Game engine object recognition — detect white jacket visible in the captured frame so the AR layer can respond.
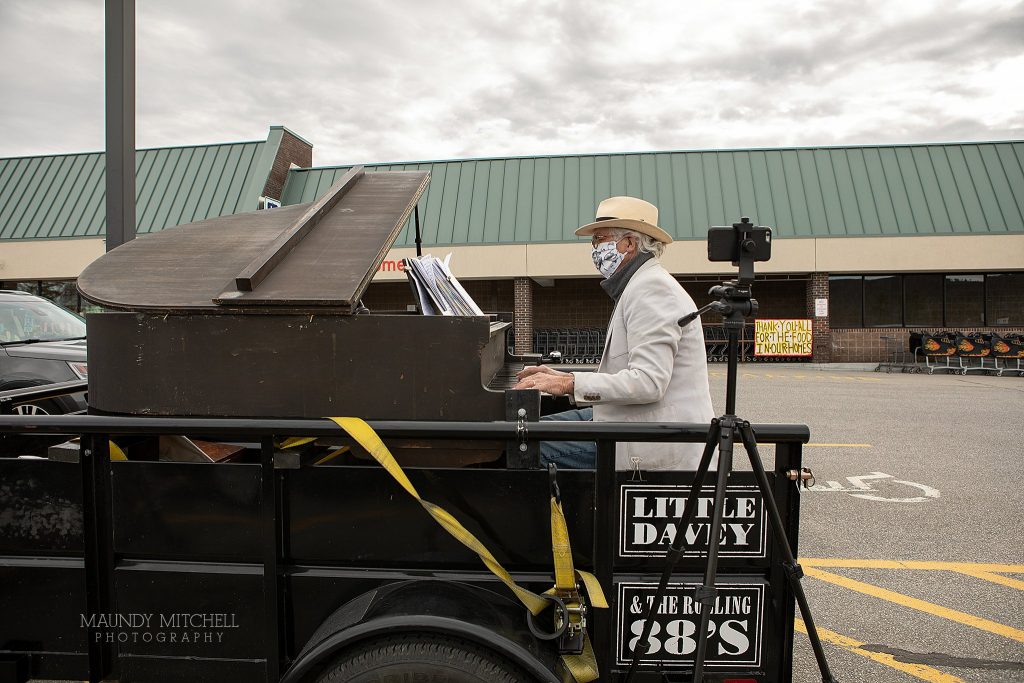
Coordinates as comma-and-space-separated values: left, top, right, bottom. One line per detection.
572, 259, 715, 470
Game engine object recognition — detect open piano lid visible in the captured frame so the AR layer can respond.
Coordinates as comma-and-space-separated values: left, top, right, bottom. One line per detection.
78, 167, 429, 313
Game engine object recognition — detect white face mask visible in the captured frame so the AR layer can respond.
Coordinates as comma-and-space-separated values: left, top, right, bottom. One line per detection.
591, 238, 625, 278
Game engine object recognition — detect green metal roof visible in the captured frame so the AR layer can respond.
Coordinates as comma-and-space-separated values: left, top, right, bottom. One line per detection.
0, 137, 277, 240
280, 141, 1024, 247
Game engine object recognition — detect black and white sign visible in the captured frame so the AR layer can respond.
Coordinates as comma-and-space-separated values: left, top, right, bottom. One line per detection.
616, 582, 765, 667
619, 485, 767, 558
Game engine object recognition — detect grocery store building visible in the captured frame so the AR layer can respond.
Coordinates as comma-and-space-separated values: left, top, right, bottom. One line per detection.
2, 127, 1022, 363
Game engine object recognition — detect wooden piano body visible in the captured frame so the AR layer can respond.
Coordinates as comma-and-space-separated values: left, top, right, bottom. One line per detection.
77, 167, 537, 464
83, 312, 517, 421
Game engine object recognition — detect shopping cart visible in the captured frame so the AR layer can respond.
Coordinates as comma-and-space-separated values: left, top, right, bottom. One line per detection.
992, 332, 1024, 377
704, 325, 728, 362
913, 331, 958, 374
742, 323, 756, 362
953, 332, 996, 375
532, 329, 549, 356
583, 327, 604, 364
877, 334, 913, 373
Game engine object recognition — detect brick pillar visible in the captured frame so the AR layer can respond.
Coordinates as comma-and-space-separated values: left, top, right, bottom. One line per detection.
514, 277, 533, 355
807, 272, 831, 363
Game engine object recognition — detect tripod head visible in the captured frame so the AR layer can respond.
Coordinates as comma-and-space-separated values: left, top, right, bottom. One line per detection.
677, 281, 759, 330
707, 282, 758, 330
677, 217, 771, 330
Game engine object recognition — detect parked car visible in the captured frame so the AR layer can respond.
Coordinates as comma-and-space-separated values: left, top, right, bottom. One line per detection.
0, 289, 88, 415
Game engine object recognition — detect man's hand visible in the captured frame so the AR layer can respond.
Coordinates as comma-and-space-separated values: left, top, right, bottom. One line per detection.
516, 365, 564, 380
514, 365, 574, 396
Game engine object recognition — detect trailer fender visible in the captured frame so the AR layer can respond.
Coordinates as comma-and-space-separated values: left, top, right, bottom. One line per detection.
281, 579, 564, 683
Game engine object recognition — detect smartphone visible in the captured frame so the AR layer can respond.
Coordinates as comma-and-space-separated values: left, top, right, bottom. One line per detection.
707, 224, 772, 263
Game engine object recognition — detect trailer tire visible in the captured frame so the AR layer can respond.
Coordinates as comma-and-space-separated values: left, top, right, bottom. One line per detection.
316, 633, 535, 683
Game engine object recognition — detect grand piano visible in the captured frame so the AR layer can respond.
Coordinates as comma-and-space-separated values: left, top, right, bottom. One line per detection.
77, 168, 542, 463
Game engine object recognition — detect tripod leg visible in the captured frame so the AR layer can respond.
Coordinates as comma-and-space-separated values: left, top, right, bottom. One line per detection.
624, 419, 721, 683
737, 421, 838, 683
691, 418, 735, 683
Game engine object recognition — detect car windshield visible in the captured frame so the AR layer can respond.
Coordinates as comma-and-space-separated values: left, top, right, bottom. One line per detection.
0, 299, 87, 343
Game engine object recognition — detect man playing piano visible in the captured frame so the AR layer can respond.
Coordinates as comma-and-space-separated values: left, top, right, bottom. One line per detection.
514, 196, 714, 471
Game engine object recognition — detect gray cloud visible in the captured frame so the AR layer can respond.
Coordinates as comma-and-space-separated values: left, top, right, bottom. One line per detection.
0, 0, 1021, 164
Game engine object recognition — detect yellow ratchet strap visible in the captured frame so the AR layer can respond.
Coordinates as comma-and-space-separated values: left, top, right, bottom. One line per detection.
326, 417, 607, 682
281, 436, 350, 466
547, 491, 608, 682
279, 436, 318, 449
108, 441, 128, 461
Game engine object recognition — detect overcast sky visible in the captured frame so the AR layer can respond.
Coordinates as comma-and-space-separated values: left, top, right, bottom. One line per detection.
1, 0, 1022, 166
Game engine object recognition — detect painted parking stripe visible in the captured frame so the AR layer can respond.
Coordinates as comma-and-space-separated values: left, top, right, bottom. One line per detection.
804, 474, 940, 502
952, 569, 1024, 591
800, 558, 1024, 605
803, 566, 1024, 643
801, 558, 1024, 573
795, 618, 965, 683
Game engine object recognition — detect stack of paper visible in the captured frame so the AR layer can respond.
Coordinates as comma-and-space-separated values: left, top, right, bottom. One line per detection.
404, 254, 484, 316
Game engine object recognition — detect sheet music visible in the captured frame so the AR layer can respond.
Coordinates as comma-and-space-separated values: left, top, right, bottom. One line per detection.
433, 257, 484, 316
404, 254, 483, 316
405, 257, 452, 315
404, 259, 441, 315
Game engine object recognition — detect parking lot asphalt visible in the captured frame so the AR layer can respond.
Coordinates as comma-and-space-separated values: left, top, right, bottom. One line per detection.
707, 364, 1024, 683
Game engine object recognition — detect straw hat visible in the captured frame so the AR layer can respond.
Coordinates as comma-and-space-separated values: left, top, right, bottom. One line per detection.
574, 196, 673, 244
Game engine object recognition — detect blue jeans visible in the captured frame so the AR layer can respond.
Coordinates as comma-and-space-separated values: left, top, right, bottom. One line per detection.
539, 407, 596, 469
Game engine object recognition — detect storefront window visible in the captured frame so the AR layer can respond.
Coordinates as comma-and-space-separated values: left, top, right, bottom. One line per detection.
945, 274, 984, 326
903, 274, 944, 327
863, 275, 902, 326
986, 273, 1024, 326
40, 281, 79, 312
829, 276, 862, 328
2, 280, 88, 314
7, 281, 41, 295
79, 300, 106, 315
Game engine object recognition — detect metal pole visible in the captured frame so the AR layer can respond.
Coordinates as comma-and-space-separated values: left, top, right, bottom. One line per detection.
260, 436, 282, 682
414, 205, 423, 257
725, 322, 740, 416
81, 434, 117, 681
105, 0, 135, 251
592, 439, 616, 681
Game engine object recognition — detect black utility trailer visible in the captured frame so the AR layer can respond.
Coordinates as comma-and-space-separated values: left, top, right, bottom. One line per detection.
1, 170, 812, 683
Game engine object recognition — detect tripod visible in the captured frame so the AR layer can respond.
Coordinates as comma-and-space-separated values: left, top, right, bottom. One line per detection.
624, 247, 837, 682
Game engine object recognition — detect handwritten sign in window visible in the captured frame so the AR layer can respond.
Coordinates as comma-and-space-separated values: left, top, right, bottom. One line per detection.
754, 319, 812, 357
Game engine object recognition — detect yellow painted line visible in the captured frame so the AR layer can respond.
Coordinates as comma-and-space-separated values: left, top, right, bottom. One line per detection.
795, 619, 964, 683
805, 443, 873, 448
803, 566, 1024, 643
801, 558, 1024, 573
952, 569, 1024, 591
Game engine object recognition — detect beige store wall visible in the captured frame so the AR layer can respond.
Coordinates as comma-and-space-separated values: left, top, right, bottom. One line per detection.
372, 234, 1024, 281
2, 234, 1021, 283
371, 239, 820, 282
0, 238, 106, 280
815, 234, 1024, 273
